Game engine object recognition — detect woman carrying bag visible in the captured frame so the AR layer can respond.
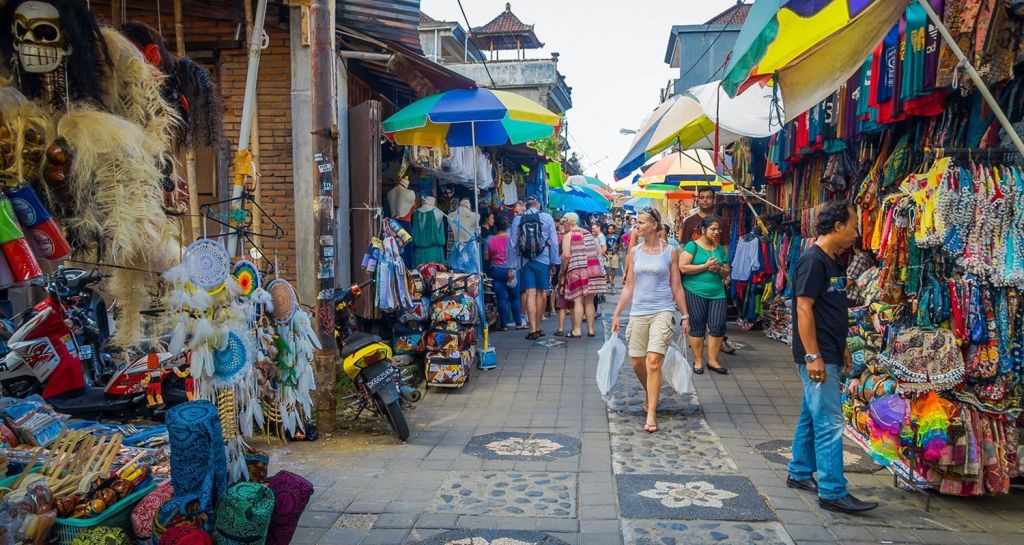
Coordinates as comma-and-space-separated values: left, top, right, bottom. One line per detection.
611, 207, 689, 433
679, 216, 731, 375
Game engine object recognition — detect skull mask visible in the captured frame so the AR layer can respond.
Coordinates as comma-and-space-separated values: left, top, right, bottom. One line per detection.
12, 1, 69, 74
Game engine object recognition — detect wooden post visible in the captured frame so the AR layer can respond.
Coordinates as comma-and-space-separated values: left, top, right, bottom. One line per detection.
309, 0, 339, 432
173, 0, 201, 240
111, 0, 122, 26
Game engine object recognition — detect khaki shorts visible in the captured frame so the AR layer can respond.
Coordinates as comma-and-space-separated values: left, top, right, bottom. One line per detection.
605, 254, 620, 270
625, 311, 676, 358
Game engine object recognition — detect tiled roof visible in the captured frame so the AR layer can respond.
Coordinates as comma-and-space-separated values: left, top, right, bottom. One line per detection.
473, 2, 534, 35
419, 12, 439, 26
704, 1, 751, 25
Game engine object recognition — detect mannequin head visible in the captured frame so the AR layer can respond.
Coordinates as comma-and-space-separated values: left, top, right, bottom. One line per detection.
459, 198, 471, 211
397, 177, 410, 188
421, 195, 436, 209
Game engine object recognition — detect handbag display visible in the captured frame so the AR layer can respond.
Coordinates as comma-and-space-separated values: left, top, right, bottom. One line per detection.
430, 294, 478, 324
426, 349, 474, 387
430, 272, 480, 298
398, 298, 430, 324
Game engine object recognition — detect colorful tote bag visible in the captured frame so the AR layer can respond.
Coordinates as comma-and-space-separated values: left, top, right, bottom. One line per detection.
213, 482, 276, 545
430, 294, 478, 324
264, 471, 314, 545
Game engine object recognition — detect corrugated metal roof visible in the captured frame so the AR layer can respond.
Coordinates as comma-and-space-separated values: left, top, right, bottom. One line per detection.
338, 0, 423, 53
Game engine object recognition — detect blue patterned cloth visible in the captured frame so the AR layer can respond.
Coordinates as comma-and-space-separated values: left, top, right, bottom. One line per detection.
159, 401, 228, 530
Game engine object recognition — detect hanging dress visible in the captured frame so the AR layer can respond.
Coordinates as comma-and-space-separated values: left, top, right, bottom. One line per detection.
412, 209, 445, 266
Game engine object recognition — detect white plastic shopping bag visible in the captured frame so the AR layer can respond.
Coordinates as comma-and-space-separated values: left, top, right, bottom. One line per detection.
596, 334, 626, 396
663, 334, 695, 395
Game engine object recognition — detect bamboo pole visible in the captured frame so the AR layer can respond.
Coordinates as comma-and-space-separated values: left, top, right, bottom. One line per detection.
227, 0, 269, 256
917, 0, 1024, 156
173, 0, 201, 240
244, 0, 263, 260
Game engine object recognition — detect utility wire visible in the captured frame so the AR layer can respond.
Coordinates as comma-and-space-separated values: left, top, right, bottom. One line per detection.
456, 0, 497, 88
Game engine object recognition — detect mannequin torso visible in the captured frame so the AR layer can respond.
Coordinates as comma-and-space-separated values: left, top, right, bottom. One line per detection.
448, 199, 479, 244
387, 178, 416, 221
419, 196, 445, 223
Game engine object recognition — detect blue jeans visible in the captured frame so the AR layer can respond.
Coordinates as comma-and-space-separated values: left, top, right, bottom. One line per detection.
787, 363, 848, 500
490, 265, 523, 327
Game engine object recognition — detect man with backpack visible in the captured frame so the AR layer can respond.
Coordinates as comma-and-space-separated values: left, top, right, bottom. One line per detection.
507, 196, 560, 340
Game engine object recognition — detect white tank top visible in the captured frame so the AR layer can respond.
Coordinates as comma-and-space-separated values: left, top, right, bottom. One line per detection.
630, 243, 675, 316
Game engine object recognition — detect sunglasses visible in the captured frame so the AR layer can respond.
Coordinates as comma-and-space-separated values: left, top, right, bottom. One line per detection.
640, 207, 660, 221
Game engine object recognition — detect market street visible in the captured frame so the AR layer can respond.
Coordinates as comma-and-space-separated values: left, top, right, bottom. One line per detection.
275, 302, 1024, 545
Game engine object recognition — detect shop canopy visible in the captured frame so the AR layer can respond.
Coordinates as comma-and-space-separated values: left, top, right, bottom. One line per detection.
623, 196, 657, 211
720, 0, 905, 122
382, 88, 560, 147
638, 150, 728, 187
549, 187, 609, 214
613, 81, 784, 180
565, 175, 614, 200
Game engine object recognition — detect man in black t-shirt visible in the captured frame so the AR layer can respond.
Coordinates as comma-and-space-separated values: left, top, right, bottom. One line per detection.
786, 201, 879, 514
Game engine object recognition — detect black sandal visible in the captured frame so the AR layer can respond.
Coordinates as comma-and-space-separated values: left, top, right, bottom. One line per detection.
553, 330, 566, 336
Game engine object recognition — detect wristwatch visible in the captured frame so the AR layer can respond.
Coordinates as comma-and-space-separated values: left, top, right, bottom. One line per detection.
804, 353, 821, 364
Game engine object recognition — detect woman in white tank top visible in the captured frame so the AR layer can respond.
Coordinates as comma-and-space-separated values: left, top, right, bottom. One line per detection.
611, 208, 690, 433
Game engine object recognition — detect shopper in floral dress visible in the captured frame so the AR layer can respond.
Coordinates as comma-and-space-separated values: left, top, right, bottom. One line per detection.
559, 212, 607, 338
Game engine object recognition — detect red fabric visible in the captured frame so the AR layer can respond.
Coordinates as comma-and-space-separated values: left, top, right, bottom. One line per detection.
160, 526, 213, 545
904, 89, 948, 117
794, 113, 810, 156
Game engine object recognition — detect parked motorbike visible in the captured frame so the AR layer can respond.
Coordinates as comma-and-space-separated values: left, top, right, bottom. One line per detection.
0, 270, 189, 419
334, 280, 419, 441
31, 267, 115, 386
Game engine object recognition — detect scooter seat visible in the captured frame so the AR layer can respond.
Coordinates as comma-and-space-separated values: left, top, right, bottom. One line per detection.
341, 332, 383, 358
48, 388, 133, 419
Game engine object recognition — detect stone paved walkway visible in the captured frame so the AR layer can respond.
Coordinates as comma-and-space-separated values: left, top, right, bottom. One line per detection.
272, 298, 1024, 545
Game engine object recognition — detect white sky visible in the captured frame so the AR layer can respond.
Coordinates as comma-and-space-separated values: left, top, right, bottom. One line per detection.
419, 0, 739, 182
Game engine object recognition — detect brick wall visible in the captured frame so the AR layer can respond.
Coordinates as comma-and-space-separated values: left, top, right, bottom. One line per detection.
89, 2, 301, 283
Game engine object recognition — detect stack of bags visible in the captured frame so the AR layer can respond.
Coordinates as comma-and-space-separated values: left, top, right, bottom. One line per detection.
393, 269, 430, 368
424, 271, 480, 387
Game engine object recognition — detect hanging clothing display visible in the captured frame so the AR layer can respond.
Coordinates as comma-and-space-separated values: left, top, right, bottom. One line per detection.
412, 209, 446, 266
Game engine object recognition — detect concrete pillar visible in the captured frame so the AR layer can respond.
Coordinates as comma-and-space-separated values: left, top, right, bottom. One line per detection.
290, 8, 314, 306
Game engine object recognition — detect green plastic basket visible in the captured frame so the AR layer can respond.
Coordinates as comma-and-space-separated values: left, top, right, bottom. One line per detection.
49, 481, 156, 545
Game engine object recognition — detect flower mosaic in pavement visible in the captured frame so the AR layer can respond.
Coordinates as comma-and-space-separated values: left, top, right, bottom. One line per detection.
426, 471, 576, 518
464, 432, 581, 461
753, 439, 883, 474
406, 529, 572, 545
534, 338, 567, 348
622, 520, 795, 545
609, 411, 737, 474
616, 474, 775, 521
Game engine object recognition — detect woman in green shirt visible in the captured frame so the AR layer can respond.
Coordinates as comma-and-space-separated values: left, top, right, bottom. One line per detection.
679, 216, 730, 375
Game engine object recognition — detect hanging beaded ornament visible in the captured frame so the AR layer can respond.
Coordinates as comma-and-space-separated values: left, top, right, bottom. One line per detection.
231, 260, 261, 300
184, 238, 231, 292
